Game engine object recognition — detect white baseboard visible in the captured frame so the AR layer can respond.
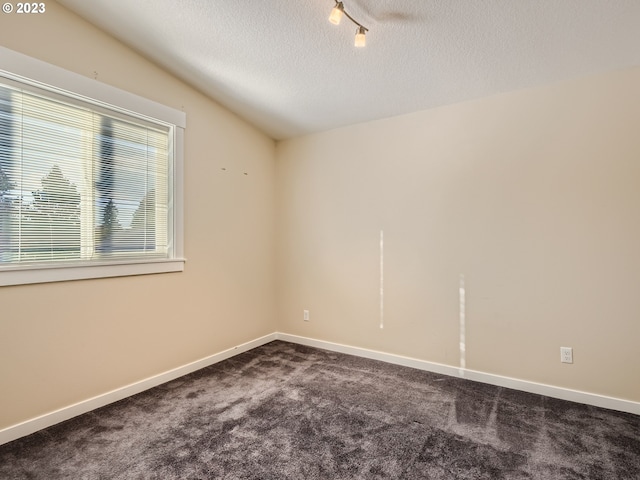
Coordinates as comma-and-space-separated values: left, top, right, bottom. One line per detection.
276, 333, 640, 416
3, 330, 638, 447
0, 333, 277, 446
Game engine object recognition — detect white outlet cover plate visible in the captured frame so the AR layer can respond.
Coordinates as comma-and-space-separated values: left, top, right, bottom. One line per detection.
560, 347, 573, 364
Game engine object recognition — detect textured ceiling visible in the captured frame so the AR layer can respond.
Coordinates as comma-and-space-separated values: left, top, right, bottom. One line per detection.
57, 0, 640, 140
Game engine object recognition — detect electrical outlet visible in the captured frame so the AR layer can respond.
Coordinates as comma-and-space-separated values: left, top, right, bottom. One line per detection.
303, 310, 309, 321
560, 347, 573, 364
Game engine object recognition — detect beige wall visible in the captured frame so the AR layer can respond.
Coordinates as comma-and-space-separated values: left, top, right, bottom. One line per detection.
276, 67, 640, 402
0, 4, 277, 429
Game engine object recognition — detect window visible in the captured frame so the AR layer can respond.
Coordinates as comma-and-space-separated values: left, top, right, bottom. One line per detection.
0, 47, 185, 286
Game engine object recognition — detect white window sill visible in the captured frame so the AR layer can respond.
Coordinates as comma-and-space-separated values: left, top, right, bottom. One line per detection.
0, 259, 186, 286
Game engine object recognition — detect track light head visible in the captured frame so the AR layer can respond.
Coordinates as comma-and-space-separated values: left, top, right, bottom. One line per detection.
329, 2, 344, 25
355, 26, 366, 47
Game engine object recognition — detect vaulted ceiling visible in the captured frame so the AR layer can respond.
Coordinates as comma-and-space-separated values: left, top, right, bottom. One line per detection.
58, 0, 640, 140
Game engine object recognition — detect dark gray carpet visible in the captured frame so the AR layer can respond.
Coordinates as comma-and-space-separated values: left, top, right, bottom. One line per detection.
1, 341, 639, 479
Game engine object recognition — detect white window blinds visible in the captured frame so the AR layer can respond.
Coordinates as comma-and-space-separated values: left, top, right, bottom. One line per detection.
0, 81, 172, 267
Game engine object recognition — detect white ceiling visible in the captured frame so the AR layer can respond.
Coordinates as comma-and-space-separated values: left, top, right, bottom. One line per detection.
57, 0, 640, 140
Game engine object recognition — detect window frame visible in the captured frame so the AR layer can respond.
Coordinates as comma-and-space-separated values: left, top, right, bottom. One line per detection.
0, 47, 186, 286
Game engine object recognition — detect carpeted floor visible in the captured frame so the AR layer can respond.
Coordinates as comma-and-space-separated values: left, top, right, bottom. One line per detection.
1, 340, 639, 479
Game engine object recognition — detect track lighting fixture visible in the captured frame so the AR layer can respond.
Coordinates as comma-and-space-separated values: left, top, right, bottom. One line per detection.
328, 0, 369, 47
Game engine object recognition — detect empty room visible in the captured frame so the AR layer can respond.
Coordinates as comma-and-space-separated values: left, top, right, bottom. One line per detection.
1, 1, 639, 478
